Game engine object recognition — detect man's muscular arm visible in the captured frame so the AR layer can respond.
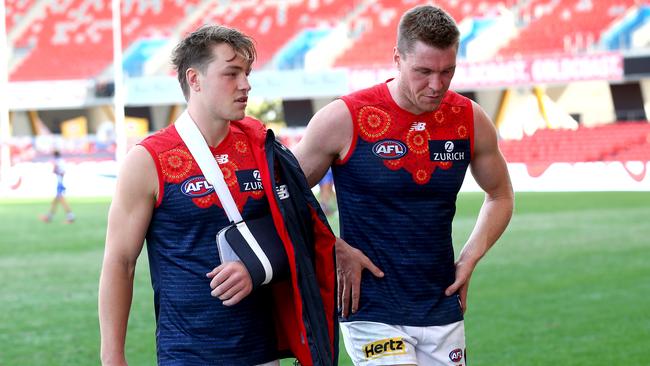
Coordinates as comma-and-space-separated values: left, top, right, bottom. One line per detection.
293, 99, 384, 317
445, 101, 514, 313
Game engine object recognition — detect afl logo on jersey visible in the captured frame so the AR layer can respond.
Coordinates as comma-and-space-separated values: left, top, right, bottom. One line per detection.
181, 176, 214, 197
372, 139, 408, 160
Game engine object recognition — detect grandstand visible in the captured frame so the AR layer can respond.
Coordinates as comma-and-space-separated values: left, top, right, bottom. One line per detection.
6, 0, 648, 78
2, 0, 650, 196
499, 121, 650, 171
499, 0, 639, 57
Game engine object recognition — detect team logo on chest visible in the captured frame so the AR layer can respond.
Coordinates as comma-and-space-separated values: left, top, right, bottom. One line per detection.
180, 176, 214, 197
372, 139, 408, 160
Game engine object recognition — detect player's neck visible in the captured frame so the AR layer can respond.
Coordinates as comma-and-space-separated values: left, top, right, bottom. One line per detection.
387, 79, 419, 115
186, 106, 230, 147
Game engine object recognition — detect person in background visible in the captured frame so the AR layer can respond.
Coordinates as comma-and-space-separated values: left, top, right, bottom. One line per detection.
40, 150, 75, 224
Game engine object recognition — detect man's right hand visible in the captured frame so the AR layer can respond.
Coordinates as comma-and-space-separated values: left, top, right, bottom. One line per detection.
335, 237, 384, 318
207, 261, 253, 306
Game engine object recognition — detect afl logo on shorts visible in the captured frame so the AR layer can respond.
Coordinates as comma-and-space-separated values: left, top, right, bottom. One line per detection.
449, 348, 463, 363
372, 139, 408, 160
181, 176, 214, 197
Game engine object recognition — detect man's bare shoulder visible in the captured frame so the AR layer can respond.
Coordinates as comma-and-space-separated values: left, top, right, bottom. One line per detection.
311, 99, 352, 129
115, 145, 159, 198
293, 99, 354, 185
308, 99, 353, 155
123, 145, 156, 172
470, 101, 498, 145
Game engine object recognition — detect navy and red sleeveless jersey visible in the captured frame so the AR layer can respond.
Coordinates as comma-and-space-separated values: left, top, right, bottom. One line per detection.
139, 120, 278, 365
335, 81, 474, 326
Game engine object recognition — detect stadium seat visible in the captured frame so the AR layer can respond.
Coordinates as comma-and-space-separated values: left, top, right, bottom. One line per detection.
498, 0, 638, 58
9, 0, 202, 81
5, 0, 647, 79
499, 122, 650, 163
5, 0, 35, 32
333, 0, 515, 68
185, 0, 354, 68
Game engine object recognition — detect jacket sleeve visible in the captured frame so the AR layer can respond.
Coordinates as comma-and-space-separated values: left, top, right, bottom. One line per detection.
272, 139, 339, 366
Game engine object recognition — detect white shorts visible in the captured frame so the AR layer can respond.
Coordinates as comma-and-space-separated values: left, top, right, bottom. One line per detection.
340, 320, 466, 366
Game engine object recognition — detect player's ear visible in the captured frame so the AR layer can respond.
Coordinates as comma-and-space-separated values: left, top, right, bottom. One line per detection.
393, 47, 400, 69
187, 68, 201, 93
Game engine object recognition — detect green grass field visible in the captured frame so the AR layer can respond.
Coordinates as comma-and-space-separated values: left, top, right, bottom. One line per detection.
1, 192, 649, 365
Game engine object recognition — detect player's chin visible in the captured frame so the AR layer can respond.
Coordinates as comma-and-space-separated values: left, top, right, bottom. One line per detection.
229, 110, 246, 121
419, 102, 440, 113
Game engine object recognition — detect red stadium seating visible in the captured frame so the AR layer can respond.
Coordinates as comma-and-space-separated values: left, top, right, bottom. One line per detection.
333, 0, 514, 68
10, 0, 202, 81
5, 0, 644, 80
333, 1, 412, 68
9, 0, 352, 80
499, 123, 650, 163
499, 0, 636, 58
187, 0, 354, 67
11, 0, 113, 81
121, 0, 203, 48
5, 0, 35, 32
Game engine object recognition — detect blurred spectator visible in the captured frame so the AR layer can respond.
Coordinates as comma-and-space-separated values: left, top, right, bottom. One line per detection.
40, 150, 75, 223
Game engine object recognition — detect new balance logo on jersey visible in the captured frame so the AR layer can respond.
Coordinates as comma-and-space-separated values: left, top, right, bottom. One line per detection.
236, 169, 264, 192
276, 184, 289, 200
181, 176, 214, 197
363, 337, 406, 359
410, 122, 426, 131
429, 139, 470, 162
215, 154, 229, 164
372, 140, 408, 159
